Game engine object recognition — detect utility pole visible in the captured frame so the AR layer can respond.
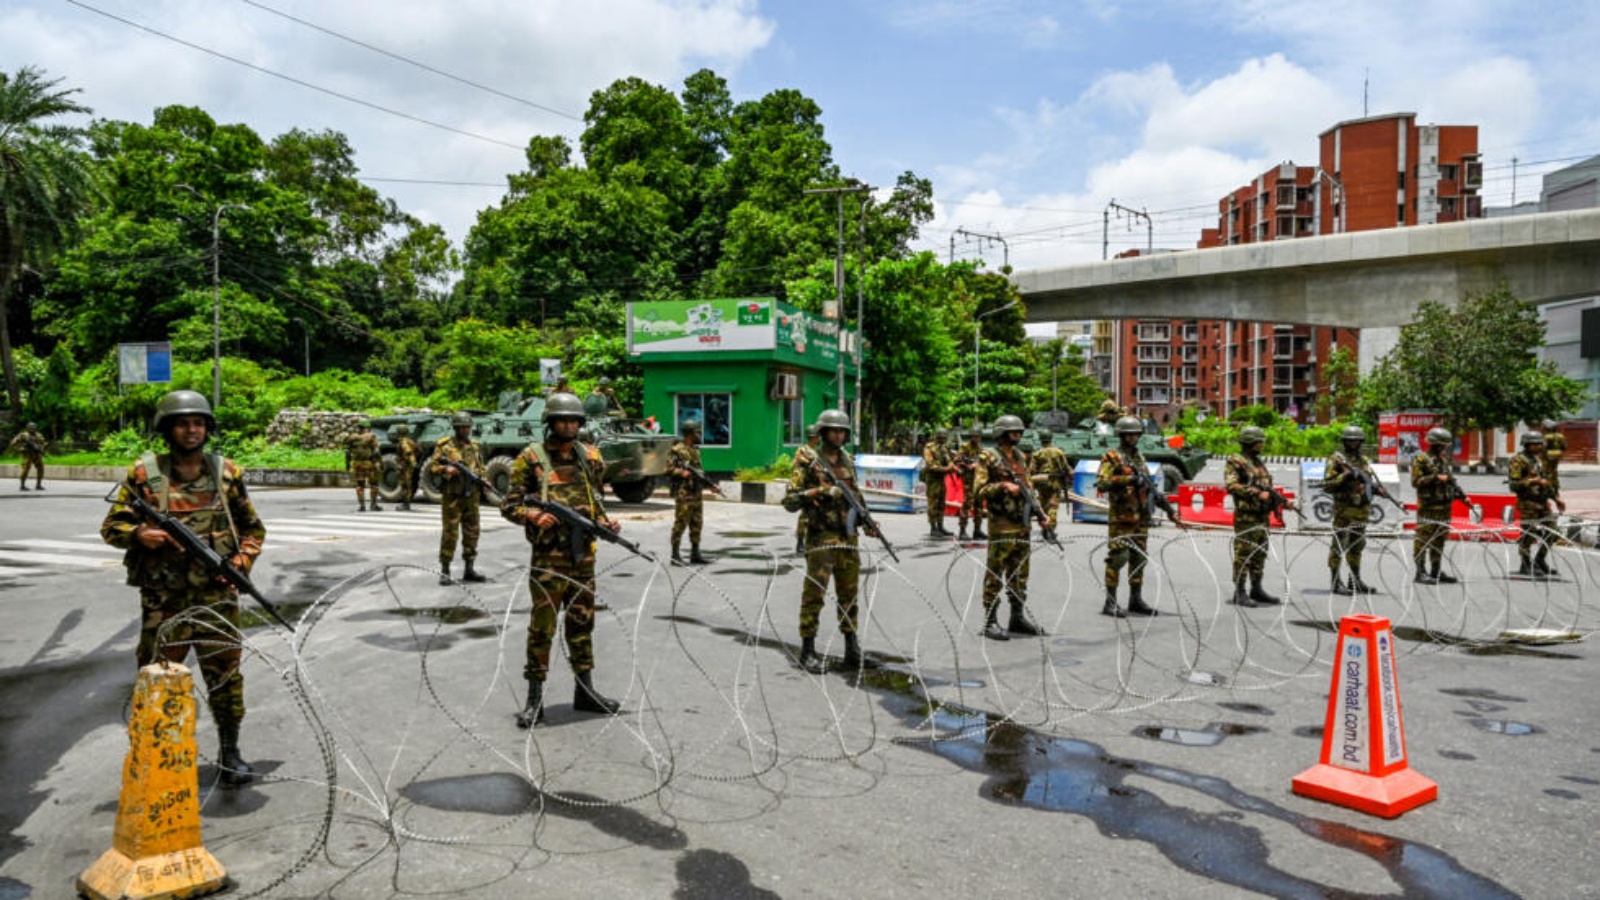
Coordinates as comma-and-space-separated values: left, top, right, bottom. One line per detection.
951, 227, 1010, 271
1103, 199, 1152, 258
804, 181, 871, 416
207, 202, 250, 410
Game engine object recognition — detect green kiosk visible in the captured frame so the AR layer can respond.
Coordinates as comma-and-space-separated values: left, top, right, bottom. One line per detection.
627, 298, 861, 473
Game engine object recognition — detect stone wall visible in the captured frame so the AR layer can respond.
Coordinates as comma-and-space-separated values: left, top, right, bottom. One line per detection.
266, 409, 374, 450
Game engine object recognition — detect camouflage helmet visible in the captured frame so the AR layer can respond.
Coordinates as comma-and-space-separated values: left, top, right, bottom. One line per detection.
815, 408, 851, 434
394, 423, 410, 436
993, 414, 1025, 433
599, 376, 612, 386
25, 421, 37, 430
1239, 425, 1266, 445
1341, 425, 1365, 443
1114, 415, 1144, 435
1426, 426, 1452, 446
151, 389, 215, 433
1038, 431, 1054, 444
1521, 431, 1545, 447
1099, 399, 1120, 414
806, 423, 820, 439
450, 411, 474, 428
681, 419, 703, 435
542, 392, 587, 424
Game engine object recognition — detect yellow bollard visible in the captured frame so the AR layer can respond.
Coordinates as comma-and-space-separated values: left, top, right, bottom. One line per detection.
77, 662, 228, 900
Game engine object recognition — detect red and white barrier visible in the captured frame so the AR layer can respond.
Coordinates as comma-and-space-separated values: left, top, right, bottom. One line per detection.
1292, 615, 1437, 818
1177, 484, 1295, 529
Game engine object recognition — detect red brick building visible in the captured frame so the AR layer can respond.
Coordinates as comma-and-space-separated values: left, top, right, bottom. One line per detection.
1111, 113, 1482, 424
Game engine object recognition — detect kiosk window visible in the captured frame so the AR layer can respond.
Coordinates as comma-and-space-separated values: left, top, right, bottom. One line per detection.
781, 398, 804, 445
676, 394, 732, 447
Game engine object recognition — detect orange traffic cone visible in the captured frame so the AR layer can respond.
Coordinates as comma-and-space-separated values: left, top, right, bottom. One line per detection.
1292, 614, 1437, 818
78, 662, 228, 899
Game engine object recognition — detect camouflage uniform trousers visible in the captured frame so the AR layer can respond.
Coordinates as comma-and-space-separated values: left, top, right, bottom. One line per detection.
1037, 487, 1061, 531
982, 528, 1031, 614
19, 453, 43, 485
1516, 503, 1557, 565
352, 461, 378, 503
1327, 503, 1371, 570
960, 474, 984, 528
396, 463, 416, 501
671, 496, 704, 549
1104, 521, 1150, 590
1232, 514, 1271, 584
524, 558, 598, 680
439, 494, 481, 566
926, 478, 947, 527
800, 537, 861, 638
1413, 506, 1452, 571
137, 586, 245, 722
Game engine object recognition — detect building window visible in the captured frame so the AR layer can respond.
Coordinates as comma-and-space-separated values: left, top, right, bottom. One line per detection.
676, 393, 732, 447
1397, 204, 1406, 225
781, 398, 804, 446
1397, 171, 1407, 189
1440, 163, 1458, 182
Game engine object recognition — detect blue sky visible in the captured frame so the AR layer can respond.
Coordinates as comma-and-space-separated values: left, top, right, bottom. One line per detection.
5, 0, 1596, 270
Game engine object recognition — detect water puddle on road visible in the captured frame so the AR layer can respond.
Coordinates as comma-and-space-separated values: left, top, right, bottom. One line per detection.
1465, 719, 1544, 736
402, 773, 538, 816
1133, 723, 1266, 747
1217, 702, 1274, 716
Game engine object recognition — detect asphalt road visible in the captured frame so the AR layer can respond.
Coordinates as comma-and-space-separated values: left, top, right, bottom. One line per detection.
0, 468, 1597, 899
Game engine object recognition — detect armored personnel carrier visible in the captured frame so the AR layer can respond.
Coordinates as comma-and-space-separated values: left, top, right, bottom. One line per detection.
369, 392, 674, 504
1024, 410, 1211, 489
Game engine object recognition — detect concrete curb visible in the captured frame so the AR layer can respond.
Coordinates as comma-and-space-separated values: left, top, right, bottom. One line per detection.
0, 463, 351, 488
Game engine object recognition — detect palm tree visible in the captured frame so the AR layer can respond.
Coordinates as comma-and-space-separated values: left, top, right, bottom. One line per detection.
0, 66, 103, 413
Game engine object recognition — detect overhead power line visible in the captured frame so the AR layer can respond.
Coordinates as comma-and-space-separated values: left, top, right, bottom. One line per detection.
63, 0, 526, 152
238, 0, 581, 121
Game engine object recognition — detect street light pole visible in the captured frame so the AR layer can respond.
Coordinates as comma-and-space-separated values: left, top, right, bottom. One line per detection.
294, 317, 310, 376
973, 299, 1020, 420
804, 181, 871, 417
207, 202, 249, 410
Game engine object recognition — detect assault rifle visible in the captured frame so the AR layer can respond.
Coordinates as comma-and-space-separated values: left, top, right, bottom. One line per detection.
808, 456, 900, 563
1131, 462, 1186, 528
107, 483, 293, 631
679, 462, 725, 497
993, 457, 1062, 548
1332, 453, 1404, 511
442, 458, 656, 563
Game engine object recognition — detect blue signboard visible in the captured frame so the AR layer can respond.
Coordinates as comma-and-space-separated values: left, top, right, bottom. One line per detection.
117, 342, 173, 385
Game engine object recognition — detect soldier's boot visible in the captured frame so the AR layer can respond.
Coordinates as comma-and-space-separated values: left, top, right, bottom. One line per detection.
935, 520, 952, 537
1100, 586, 1127, 618
1533, 555, 1555, 579
957, 520, 968, 541
399, 500, 412, 511
1331, 568, 1353, 595
1008, 603, 1045, 636
1414, 561, 1438, 585
216, 720, 255, 788
371, 499, 383, 511
358, 498, 367, 512
689, 545, 709, 565
671, 546, 684, 565
981, 606, 1010, 641
972, 523, 988, 541
461, 561, 487, 583
1348, 570, 1375, 595
33, 481, 42, 490
438, 563, 452, 586
1231, 579, 1259, 608
1516, 557, 1533, 577
1249, 575, 1281, 605
515, 679, 546, 728
18, 482, 27, 491
797, 637, 827, 674
1127, 584, 1158, 617
573, 671, 621, 715
1433, 566, 1458, 585
841, 632, 864, 668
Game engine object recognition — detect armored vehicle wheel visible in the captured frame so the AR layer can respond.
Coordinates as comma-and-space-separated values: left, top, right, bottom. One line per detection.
611, 477, 655, 504
416, 455, 444, 503
377, 453, 407, 503
485, 456, 515, 498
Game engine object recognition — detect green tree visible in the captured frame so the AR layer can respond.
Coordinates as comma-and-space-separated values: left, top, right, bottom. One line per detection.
1368, 285, 1588, 460
1314, 345, 1360, 423
0, 66, 104, 412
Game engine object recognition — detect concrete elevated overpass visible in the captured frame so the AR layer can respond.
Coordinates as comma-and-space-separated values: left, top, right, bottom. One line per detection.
1014, 208, 1600, 327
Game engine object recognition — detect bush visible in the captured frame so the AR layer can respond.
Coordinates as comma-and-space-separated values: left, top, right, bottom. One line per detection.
736, 454, 795, 483
1175, 407, 1351, 458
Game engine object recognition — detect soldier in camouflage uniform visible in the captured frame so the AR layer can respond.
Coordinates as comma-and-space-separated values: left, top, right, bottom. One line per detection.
391, 424, 421, 510
502, 392, 624, 727
1029, 431, 1070, 531
1541, 420, 1567, 495
784, 409, 874, 674
1323, 426, 1388, 595
7, 421, 46, 490
1223, 425, 1294, 607
976, 414, 1045, 640
1508, 431, 1564, 578
1096, 398, 1126, 426
791, 424, 820, 554
101, 390, 266, 787
1410, 426, 1461, 585
668, 420, 710, 565
956, 427, 987, 541
1095, 416, 1179, 617
431, 411, 487, 585
344, 421, 382, 512
922, 429, 954, 537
